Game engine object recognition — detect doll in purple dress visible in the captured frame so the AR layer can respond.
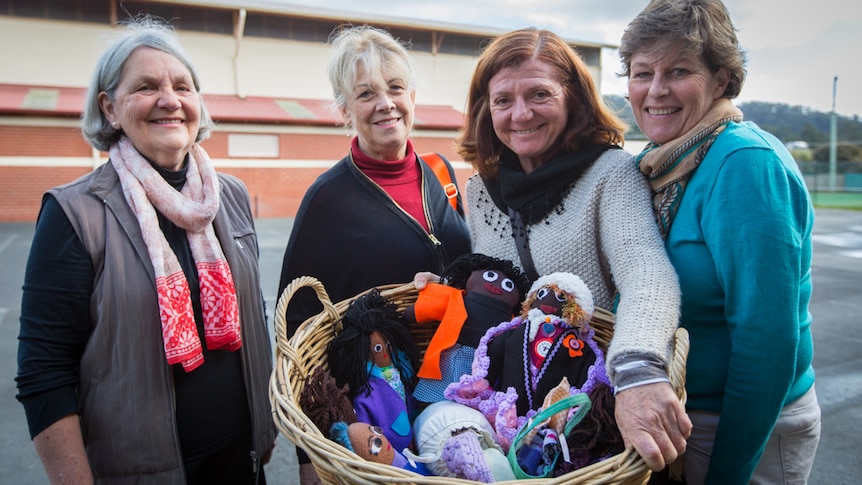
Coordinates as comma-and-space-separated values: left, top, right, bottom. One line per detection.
327, 289, 421, 453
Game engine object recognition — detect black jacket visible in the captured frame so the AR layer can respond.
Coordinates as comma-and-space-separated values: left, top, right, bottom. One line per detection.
278, 152, 471, 336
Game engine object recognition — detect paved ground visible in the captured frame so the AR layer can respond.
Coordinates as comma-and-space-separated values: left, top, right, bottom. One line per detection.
1, 209, 861, 484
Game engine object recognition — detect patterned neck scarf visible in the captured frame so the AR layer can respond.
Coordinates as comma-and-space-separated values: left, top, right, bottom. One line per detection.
635, 98, 743, 238
110, 136, 241, 372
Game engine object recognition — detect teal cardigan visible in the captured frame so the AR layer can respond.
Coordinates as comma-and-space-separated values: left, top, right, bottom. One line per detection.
665, 121, 815, 484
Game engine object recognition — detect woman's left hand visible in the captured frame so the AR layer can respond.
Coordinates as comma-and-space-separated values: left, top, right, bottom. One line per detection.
412, 271, 440, 290
614, 382, 691, 471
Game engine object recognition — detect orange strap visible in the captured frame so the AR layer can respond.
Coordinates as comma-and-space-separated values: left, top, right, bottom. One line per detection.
420, 152, 458, 211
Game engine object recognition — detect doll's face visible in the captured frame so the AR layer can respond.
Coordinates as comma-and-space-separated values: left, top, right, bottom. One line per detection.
531, 285, 569, 316
369, 331, 392, 368
348, 422, 395, 464
465, 269, 521, 309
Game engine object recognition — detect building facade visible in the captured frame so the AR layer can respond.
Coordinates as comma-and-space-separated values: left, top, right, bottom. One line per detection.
0, 0, 613, 221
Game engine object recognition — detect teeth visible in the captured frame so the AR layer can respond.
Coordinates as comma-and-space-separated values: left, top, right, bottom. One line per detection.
513, 127, 539, 135
648, 108, 677, 115
153, 119, 182, 124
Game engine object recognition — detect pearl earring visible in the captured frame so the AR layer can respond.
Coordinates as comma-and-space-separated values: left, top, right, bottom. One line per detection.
112, 121, 119, 129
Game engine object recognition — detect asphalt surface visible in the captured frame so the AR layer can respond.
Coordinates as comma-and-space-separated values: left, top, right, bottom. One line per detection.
1, 209, 860, 484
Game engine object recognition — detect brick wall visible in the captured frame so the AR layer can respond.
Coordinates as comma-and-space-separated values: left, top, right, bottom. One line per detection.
0, 125, 92, 157
1, 125, 473, 222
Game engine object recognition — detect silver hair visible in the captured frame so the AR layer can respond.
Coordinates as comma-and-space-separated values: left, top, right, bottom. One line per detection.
81, 15, 214, 151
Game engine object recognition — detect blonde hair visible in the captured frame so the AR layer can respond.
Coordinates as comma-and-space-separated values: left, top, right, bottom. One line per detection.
327, 25, 415, 112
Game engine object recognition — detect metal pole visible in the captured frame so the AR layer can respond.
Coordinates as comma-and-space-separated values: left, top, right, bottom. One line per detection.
829, 76, 838, 191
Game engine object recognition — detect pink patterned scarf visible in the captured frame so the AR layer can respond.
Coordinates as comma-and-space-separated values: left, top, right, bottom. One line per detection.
110, 136, 241, 372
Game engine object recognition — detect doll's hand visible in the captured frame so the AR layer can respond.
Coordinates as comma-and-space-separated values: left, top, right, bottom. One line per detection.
412, 272, 440, 290
614, 382, 691, 471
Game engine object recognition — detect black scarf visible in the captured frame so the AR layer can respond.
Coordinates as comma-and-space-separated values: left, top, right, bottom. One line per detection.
483, 144, 616, 226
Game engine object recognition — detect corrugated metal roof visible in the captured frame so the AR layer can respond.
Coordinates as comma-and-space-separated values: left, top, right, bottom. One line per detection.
148, 0, 617, 49
0, 84, 464, 129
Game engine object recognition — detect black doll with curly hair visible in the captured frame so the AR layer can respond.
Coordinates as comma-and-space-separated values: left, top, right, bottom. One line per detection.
326, 289, 421, 454
406, 253, 532, 403
439, 253, 532, 305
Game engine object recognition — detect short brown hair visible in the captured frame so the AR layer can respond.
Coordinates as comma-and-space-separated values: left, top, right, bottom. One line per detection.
619, 0, 747, 99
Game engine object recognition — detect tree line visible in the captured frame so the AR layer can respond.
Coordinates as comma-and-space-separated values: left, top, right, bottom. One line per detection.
605, 95, 862, 162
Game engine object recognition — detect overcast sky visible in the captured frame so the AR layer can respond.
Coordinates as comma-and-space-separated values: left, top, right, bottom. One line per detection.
280, 0, 862, 117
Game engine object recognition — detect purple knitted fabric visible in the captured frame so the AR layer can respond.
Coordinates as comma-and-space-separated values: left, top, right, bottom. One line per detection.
441, 431, 495, 483
445, 313, 611, 451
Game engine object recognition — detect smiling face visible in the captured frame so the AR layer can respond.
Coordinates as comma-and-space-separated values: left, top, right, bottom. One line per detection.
530, 285, 569, 317
627, 48, 729, 145
488, 57, 568, 173
342, 63, 415, 161
98, 47, 201, 171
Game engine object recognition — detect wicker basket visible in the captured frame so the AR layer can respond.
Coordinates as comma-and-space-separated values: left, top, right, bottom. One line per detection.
270, 275, 689, 485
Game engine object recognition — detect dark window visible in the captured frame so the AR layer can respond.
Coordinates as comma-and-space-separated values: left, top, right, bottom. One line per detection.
439, 33, 489, 56
574, 46, 601, 67
120, 2, 233, 34
389, 28, 433, 53
0, 0, 110, 23
246, 13, 339, 43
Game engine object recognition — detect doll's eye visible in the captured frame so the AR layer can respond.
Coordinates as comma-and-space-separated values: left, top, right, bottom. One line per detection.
482, 270, 499, 282
536, 288, 550, 299
373, 343, 384, 353
501, 278, 515, 293
370, 425, 384, 435
369, 436, 384, 455
555, 290, 567, 303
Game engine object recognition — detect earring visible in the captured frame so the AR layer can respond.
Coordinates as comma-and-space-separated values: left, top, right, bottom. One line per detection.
111, 121, 119, 129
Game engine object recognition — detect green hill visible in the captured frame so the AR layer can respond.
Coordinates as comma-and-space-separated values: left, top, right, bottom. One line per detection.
603, 95, 862, 148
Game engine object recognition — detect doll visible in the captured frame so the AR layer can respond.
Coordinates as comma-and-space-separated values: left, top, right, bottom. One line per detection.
327, 289, 420, 453
403, 400, 516, 483
300, 366, 357, 436
300, 366, 431, 475
404, 253, 531, 403
329, 422, 430, 475
445, 272, 614, 452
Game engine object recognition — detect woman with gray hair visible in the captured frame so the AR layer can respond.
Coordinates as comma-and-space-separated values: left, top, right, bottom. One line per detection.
277, 24, 471, 484
620, 1, 820, 483
16, 16, 276, 484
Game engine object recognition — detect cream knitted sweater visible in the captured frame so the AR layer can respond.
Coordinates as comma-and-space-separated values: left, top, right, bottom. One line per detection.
466, 148, 680, 384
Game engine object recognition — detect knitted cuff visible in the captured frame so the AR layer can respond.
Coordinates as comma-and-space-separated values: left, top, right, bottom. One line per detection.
610, 353, 669, 394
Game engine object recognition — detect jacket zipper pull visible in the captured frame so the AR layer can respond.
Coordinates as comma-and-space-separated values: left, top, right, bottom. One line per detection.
428, 233, 441, 246
250, 449, 260, 475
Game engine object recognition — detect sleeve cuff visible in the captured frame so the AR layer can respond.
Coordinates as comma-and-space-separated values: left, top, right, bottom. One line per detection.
610, 353, 669, 394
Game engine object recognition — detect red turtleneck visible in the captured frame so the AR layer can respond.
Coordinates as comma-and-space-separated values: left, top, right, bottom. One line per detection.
350, 137, 429, 232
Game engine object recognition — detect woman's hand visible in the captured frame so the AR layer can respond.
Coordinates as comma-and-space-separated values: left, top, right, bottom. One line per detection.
412, 272, 440, 290
614, 382, 692, 471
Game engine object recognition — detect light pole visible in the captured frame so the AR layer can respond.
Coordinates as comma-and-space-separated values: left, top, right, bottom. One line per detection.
829, 76, 838, 191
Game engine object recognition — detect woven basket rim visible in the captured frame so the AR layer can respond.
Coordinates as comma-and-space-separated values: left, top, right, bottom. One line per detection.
270, 275, 689, 485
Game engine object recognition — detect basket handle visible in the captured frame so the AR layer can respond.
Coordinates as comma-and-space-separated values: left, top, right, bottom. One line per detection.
273, 275, 340, 355
669, 327, 690, 403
